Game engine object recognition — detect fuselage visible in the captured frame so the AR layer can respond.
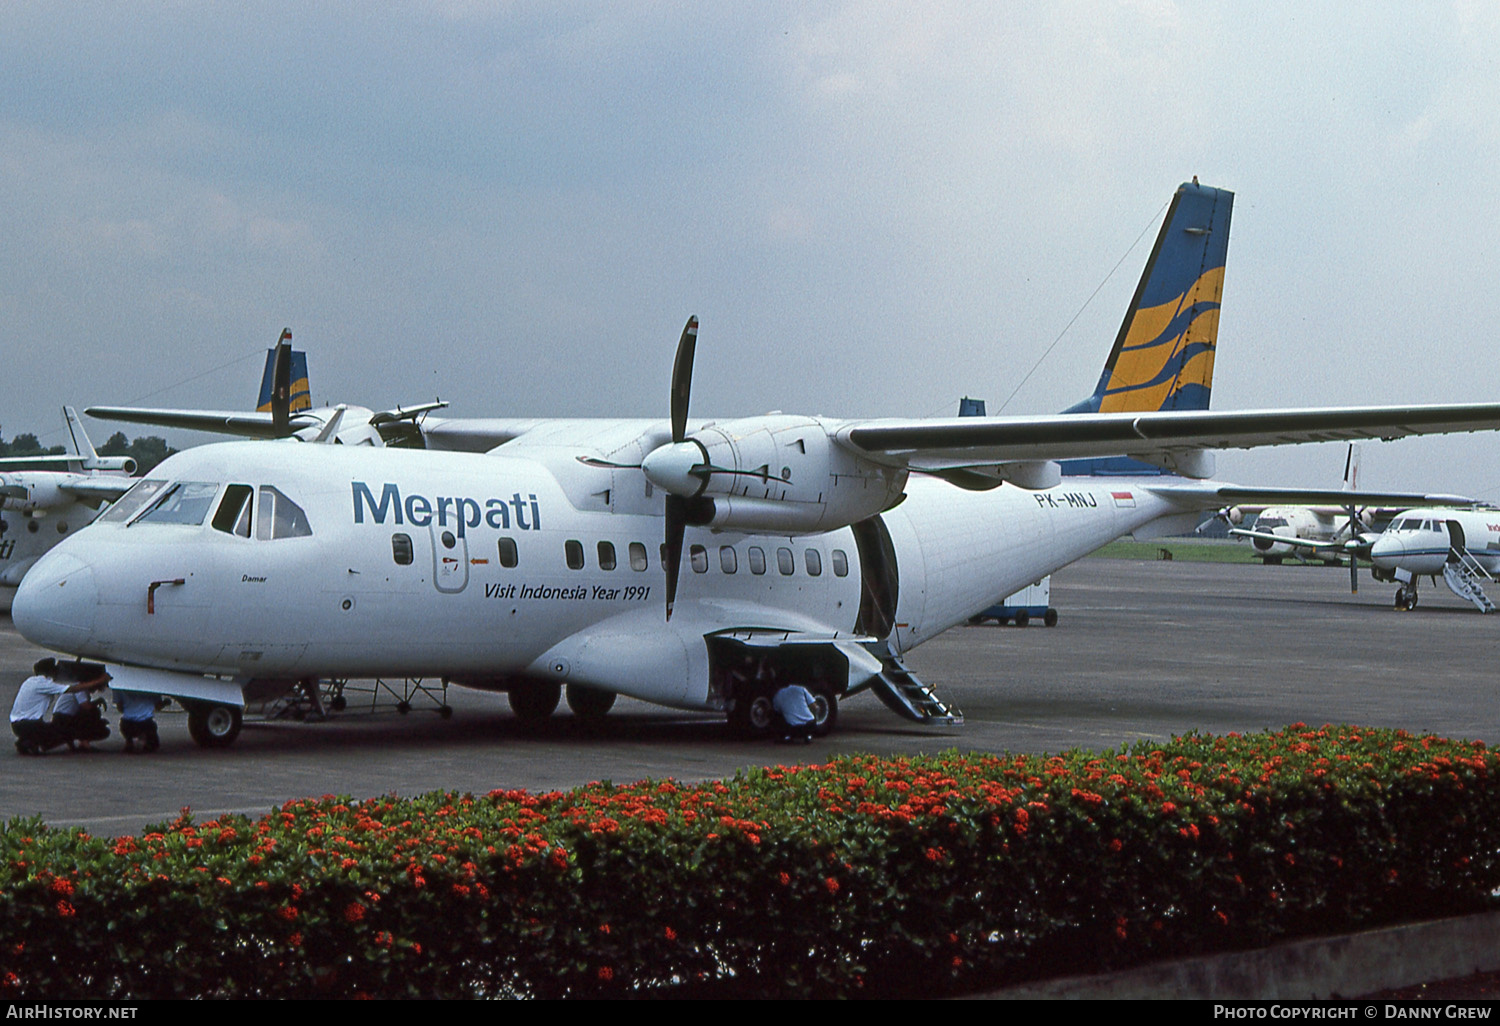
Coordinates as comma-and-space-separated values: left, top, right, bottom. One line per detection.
13, 440, 1195, 712
1370, 507, 1500, 577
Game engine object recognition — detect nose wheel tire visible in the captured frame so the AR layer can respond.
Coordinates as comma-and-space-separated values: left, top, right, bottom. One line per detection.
187, 704, 243, 748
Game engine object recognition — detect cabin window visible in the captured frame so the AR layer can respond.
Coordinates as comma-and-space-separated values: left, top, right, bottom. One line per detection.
832, 549, 849, 577
748, 546, 766, 575
99, 479, 171, 524
805, 549, 822, 577
629, 542, 648, 571
257, 486, 313, 540
565, 540, 585, 570
138, 481, 221, 527
498, 537, 518, 568
598, 541, 617, 571
211, 484, 254, 537
392, 533, 414, 565
690, 544, 708, 574
720, 546, 737, 574
777, 547, 795, 576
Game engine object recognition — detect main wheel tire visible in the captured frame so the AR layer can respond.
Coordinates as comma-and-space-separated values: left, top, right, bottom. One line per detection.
809, 686, 838, 738
509, 681, 562, 723
1014, 609, 1030, 627
729, 691, 777, 739
566, 684, 617, 721
1043, 608, 1059, 627
187, 704, 243, 748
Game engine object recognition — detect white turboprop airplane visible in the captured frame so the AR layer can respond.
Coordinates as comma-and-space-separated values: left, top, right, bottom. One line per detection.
1223, 445, 1474, 591
18, 182, 1500, 748
86, 329, 448, 448
1369, 508, 1500, 612
0, 408, 136, 611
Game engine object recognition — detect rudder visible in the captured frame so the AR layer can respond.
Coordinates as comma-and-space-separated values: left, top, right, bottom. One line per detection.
1069, 180, 1233, 415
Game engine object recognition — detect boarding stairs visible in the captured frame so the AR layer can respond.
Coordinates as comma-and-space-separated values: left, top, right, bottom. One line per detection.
1443, 548, 1496, 614
862, 652, 964, 725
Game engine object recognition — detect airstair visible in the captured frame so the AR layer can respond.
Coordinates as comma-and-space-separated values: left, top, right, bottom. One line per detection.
863, 653, 964, 725
1443, 549, 1497, 613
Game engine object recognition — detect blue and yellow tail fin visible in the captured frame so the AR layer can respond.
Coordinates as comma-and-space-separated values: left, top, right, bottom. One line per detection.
1066, 180, 1232, 416
254, 331, 311, 414
1060, 180, 1231, 476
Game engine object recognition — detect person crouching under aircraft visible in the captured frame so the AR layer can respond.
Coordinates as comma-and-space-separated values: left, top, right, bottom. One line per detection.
115, 691, 162, 753
773, 682, 818, 744
51, 663, 113, 752
10, 659, 110, 756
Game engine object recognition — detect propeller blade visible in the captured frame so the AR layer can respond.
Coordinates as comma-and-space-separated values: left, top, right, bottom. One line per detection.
664, 495, 686, 621
670, 316, 698, 445
271, 329, 293, 437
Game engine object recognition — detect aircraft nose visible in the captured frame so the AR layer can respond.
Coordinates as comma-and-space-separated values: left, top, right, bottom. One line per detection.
12, 551, 98, 651
1369, 534, 1404, 570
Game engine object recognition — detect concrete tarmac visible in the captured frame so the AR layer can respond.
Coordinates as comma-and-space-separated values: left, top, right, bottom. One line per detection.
1, 555, 1494, 837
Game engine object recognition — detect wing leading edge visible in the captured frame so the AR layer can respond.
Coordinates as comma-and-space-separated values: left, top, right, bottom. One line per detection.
840, 402, 1500, 475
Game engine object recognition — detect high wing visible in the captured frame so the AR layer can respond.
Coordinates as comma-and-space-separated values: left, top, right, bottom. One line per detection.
86, 330, 447, 446
83, 406, 297, 439
839, 403, 1500, 473
58, 477, 136, 505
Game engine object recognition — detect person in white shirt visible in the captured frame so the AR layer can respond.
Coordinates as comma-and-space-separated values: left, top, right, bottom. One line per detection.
11, 659, 110, 756
772, 683, 818, 744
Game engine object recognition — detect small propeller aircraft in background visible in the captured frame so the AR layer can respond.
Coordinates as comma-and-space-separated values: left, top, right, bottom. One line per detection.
19, 181, 1500, 748
0, 407, 136, 610
1221, 445, 1474, 592
1370, 508, 1500, 612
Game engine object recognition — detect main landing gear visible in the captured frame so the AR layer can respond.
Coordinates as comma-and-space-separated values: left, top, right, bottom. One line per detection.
186, 703, 243, 748
727, 679, 837, 740
506, 680, 619, 725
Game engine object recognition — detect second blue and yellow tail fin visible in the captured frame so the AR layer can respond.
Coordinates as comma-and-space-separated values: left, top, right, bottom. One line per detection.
254, 330, 312, 415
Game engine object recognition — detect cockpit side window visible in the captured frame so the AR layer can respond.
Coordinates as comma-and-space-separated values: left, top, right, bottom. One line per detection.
256, 486, 313, 540
211, 485, 254, 538
136, 481, 221, 526
98, 479, 171, 524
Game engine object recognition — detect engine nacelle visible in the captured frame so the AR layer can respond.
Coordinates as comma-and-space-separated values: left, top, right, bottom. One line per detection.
645, 415, 908, 534
90, 456, 137, 474
0, 473, 66, 513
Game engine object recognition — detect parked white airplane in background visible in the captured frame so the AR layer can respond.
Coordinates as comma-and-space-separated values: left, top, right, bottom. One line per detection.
1223, 445, 1474, 591
0, 408, 135, 611
87, 329, 448, 448
19, 181, 1500, 748
1370, 508, 1500, 612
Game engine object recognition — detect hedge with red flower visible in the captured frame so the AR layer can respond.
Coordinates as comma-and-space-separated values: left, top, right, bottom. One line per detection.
2, 724, 1498, 998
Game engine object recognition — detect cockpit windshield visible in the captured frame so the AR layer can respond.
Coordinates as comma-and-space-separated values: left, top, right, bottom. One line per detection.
97, 479, 172, 524
135, 481, 222, 526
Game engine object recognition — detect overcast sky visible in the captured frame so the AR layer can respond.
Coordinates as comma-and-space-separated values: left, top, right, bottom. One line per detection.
4, 2, 1498, 495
